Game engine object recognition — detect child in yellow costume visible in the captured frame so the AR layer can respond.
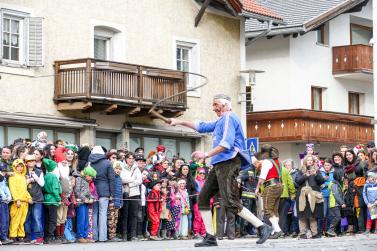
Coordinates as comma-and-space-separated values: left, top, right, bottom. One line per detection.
8, 159, 32, 240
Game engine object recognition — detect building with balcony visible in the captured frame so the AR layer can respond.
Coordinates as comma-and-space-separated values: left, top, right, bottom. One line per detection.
0, 0, 280, 159
245, 0, 373, 162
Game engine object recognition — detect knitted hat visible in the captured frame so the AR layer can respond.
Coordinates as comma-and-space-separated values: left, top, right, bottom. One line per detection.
65, 144, 78, 153
156, 145, 165, 152
367, 172, 377, 179
83, 166, 97, 178
91, 145, 105, 155
43, 158, 57, 173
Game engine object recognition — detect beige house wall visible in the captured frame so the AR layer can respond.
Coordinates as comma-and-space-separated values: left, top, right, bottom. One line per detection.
0, 0, 241, 152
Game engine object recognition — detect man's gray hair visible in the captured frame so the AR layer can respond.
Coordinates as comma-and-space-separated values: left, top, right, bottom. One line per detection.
213, 94, 232, 110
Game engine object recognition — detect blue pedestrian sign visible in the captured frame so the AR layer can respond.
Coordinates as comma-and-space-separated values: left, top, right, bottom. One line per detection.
246, 137, 259, 155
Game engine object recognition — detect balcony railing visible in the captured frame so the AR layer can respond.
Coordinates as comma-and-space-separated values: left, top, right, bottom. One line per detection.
332, 44, 372, 75
54, 58, 187, 115
247, 109, 374, 144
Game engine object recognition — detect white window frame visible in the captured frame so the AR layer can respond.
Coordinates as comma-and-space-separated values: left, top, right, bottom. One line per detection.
0, 9, 29, 66
173, 37, 200, 97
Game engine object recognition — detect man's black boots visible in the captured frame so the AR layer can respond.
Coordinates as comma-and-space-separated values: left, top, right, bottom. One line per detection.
194, 233, 218, 247
256, 224, 273, 244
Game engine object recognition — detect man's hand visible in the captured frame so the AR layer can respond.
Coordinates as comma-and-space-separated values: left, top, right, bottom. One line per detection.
191, 151, 205, 160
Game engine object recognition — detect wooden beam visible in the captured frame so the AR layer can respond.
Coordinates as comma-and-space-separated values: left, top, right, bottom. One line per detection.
104, 104, 118, 113
195, 0, 212, 27
57, 102, 92, 111
126, 106, 141, 115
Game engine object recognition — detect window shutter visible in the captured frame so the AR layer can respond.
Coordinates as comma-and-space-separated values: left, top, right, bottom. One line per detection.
27, 17, 43, 67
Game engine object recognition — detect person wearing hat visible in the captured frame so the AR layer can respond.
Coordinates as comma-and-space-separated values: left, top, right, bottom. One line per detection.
363, 171, 377, 234
147, 179, 163, 240
8, 159, 32, 243
74, 166, 97, 243
168, 94, 272, 247
43, 158, 62, 244
24, 155, 45, 244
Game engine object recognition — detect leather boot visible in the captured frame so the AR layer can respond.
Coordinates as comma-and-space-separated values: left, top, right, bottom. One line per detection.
256, 224, 273, 244
194, 233, 218, 247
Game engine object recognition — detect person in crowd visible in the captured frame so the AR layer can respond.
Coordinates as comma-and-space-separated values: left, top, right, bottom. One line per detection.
340, 145, 349, 159
167, 187, 180, 240
318, 158, 334, 234
362, 171, 377, 234
299, 143, 317, 166
120, 152, 142, 241
160, 181, 171, 240
64, 175, 77, 243
172, 158, 184, 174
331, 152, 344, 185
177, 179, 190, 239
77, 145, 91, 172
137, 168, 149, 240
31, 131, 48, 151
283, 159, 299, 237
326, 171, 345, 237
147, 180, 163, 241
8, 159, 32, 243
368, 148, 377, 172
278, 159, 296, 237
24, 154, 45, 245
107, 151, 118, 164
358, 149, 369, 174
117, 150, 126, 162
366, 141, 375, 155
107, 161, 123, 242
89, 145, 115, 242
0, 163, 12, 245
43, 159, 62, 244
254, 144, 284, 238
75, 166, 97, 243
190, 157, 206, 179
295, 155, 324, 239
134, 147, 145, 157
193, 168, 207, 238
352, 165, 367, 233
152, 145, 166, 170
1, 146, 13, 175
43, 144, 56, 161
33, 149, 45, 173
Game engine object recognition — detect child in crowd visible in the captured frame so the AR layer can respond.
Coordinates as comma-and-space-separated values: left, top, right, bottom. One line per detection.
64, 175, 77, 243
147, 180, 163, 240
319, 158, 334, 234
42, 159, 62, 244
0, 167, 12, 245
326, 172, 345, 237
167, 189, 181, 240
87, 170, 99, 242
363, 172, 377, 234
8, 159, 32, 242
75, 166, 97, 243
177, 179, 190, 240
193, 168, 206, 238
24, 155, 45, 245
107, 161, 123, 242
160, 181, 170, 240
352, 166, 367, 233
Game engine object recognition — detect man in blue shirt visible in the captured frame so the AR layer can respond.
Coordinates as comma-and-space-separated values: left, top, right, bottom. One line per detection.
169, 94, 272, 247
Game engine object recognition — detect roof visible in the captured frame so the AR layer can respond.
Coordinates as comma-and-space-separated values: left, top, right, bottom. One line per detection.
240, 0, 282, 21
245, 0, 368, 37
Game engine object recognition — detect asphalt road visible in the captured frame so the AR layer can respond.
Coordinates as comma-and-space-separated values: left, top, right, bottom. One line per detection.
2, 234, 377, 251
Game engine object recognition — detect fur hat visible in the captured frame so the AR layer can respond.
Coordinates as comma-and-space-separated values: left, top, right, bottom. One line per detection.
83, 166, 97, 178
43, 159, 57, 173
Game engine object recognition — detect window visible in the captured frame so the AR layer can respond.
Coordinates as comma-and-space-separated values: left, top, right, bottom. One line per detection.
7, 127, 29, 144
57, 132, 76, 144
93, 27, 115, 60
316, 23, 329, 46
349, 92, 360, 114
95, 132, 116, 150
0, 9, 43, 66
311, 87, 322, 110
175, 39, 200, 96
246, 85, 253, 112
351, 23, 372, 45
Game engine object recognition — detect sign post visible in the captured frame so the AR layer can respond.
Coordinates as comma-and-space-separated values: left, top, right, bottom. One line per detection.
246, 137, 259, 155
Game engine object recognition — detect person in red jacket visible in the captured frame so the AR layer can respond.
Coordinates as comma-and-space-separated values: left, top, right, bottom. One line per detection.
147, 180, 163, 240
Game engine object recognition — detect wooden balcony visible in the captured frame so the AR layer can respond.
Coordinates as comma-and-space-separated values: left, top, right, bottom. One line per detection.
332, 44, 372, 81
54, 58, 187, 117
247, 109, 374, 144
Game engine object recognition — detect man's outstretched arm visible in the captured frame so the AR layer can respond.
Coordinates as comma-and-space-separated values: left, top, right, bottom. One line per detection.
169, 118, 196, 130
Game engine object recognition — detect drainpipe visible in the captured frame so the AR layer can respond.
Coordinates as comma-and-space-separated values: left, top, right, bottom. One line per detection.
372, 0, 377, 143
246, 20, 273, 46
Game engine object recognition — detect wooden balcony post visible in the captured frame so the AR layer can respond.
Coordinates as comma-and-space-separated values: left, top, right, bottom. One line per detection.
86, 58, 92, 98
137, 66, 143, 103
54, 61, 61, 101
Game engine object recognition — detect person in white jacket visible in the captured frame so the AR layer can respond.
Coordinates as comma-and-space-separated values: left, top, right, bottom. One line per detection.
120, 152, 142, 241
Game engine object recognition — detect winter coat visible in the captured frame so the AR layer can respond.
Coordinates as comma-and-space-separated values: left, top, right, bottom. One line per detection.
88, 153, 115, 198
43, 172, 62, 206
74, 176, 93, 206
121, 162, 142, 197
281, 167, 296, 199
352, 176, 366, 208
8, 163, 31, 203
147, 189, 162, 213
332, 164, 344, 185
320, 168, 334, 198
0, 175, 11, 202
329, 180, 344, 208
290, 169, 299, 188
363, 181, 377, 205
112, 174, 123, 208
77, 146, 91, 171
295, 167, 325, 219
26, 168, 44, 203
